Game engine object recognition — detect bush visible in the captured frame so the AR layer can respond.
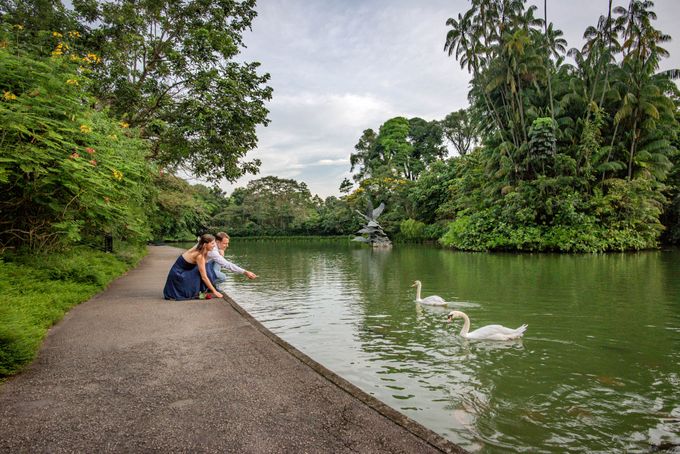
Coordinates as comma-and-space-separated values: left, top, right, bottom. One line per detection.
439, 210, 658, 253
400, 218, 426, 240
0, 29, 153, 252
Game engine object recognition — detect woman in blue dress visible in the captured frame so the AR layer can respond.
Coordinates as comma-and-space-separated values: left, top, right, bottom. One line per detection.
163, 233, 223, 300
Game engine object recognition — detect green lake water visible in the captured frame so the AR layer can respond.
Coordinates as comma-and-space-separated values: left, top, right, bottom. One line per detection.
209, 240, 680, 453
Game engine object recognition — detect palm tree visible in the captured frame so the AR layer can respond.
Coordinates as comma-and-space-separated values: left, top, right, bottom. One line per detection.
616, 0, 670, 68
445, 8, 508, 143
610, 0, 676, 180
614, 60, 676, 179
541, 21, 567, 120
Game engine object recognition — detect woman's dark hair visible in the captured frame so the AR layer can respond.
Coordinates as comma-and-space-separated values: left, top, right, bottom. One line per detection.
195, 233, 215, 252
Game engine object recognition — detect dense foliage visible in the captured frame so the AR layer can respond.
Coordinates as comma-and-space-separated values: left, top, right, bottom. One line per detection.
0, 26, 152, 251
0, 0, 271, 251
210, 176, 360, 236
435, 0, 679, 251
71, 0, 272, 182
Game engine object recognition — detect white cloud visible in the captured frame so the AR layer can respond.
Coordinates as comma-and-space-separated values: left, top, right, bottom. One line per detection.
317, 158, 349, 166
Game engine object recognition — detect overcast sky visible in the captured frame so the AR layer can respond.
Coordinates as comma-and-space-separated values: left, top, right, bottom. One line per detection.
201, 0, 680, 199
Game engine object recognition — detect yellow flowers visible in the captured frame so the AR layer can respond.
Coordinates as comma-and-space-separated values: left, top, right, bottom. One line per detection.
119, 121, 130, 129
66, 79, 79, 86
14, 24, 24, 30
68, 30, 81, 39
82, 53, 101, 64
379, 177, 407, 185
52, 32, 63, 38
112, 169, 124, 181
80, 124, 92, 133
3, 91, 18, 101
51, 42, 68, 57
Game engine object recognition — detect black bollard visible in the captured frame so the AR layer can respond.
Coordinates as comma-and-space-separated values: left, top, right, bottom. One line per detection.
104, 234, 113, 253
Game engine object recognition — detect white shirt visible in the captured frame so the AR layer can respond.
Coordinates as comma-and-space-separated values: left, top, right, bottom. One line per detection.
207, 248, 246, 274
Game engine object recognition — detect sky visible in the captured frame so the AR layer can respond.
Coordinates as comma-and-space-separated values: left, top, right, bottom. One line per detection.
194, 0, 680, 199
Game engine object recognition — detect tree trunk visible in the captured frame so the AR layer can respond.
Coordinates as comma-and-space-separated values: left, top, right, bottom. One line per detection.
601, 120, 619, 183
627, 118, 638, 180
598, 0, 614, 110
516, 76, 528, 144
544, 0, 555, 121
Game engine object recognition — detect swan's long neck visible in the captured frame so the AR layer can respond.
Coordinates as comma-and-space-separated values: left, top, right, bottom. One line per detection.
414, 282, 422, 301
458, 313, 471, 337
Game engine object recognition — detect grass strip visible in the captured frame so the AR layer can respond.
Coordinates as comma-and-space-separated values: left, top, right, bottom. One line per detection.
0, 243, 147, 378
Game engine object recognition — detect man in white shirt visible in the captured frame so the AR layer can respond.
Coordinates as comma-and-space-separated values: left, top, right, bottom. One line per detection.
208, 232, 257, 288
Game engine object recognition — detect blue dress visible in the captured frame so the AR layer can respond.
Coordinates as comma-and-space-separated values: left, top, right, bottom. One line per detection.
163, 255, 217, 300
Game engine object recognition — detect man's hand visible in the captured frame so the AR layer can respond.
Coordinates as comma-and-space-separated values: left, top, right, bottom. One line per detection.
244, 271, 257, 279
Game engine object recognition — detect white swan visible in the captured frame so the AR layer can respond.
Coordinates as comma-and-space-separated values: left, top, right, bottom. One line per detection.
447, 310, 527, 341
411, 280, 448, 306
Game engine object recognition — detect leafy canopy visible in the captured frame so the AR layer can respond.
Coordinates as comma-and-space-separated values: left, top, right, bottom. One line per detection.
71, 0, 273, 182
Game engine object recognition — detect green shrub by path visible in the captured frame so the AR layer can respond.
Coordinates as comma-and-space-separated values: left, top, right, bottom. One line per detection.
0, 244, 146, 378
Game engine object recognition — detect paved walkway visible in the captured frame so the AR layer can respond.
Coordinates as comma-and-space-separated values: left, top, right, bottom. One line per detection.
0, 246, 465, 453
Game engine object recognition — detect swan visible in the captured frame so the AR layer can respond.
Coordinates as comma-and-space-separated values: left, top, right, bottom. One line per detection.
447, 310, 527, 340
411, 280, 448, 306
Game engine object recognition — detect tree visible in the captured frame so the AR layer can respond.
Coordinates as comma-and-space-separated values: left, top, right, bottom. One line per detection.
407, 159, 459, 224
0, 0, 79, 37
149, 174, 216, 241
339, 178, 353, 194
611, 0, 676, 180
407, 117, 448, 169
315, 196, 358, 235
350, 117, 446, 183
349, 128, 378, 182
439, 0, 679, 251
377, 117, 412, 178
71, 0, 272, 182
441, 109, 478, 155
221, 176, 316, 235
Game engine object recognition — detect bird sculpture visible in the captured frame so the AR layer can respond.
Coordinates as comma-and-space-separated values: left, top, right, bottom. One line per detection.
447, 310, 527, 340
352, 201, 392, 248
